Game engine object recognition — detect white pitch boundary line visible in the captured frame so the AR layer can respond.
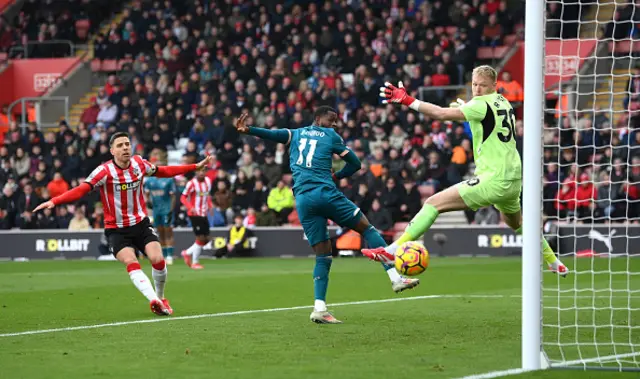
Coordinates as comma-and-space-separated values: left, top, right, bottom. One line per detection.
452, 368, 531, 379
2, 293, 636, 338
1, 294, 508, 338
452, 351, 640, 379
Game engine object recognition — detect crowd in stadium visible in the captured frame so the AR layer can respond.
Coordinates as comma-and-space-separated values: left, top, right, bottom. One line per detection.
0, 0, 637, 231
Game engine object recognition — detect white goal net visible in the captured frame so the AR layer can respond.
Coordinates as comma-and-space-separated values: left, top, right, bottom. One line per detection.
541, 0, 640, 371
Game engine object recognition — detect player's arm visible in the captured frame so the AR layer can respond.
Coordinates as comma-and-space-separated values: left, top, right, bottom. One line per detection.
169, 181, 176, 212
180, 182, 193, 211
234, 113, 291, 144
380, 81, 467, 122
331, 131, 361, 181
143, 156, 213, 178
33, 166, 106, 212
334, 150, 361, 181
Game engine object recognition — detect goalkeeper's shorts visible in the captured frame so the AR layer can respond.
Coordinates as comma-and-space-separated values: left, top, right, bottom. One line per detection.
456, 176, 522, 215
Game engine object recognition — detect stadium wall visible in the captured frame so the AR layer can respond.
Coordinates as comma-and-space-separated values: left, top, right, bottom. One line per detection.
0, 225, 629, 261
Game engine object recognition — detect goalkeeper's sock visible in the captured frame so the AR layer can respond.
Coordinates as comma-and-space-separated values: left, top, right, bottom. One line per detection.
313, 253, 333, 312
362, 225, 401, 282
151, 260, 167, 299
161, 246, 169, 258
127, 262, 159, 302
387, 204, 439, 255
166, 246, 174, 258
515, 226, 557, 265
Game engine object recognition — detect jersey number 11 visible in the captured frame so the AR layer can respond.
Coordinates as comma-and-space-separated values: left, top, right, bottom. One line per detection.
296, 138, 318, 168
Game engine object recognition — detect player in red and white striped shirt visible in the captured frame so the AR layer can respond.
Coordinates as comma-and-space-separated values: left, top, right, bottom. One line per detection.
34, 132, 213, 316
180, 169, 213, 270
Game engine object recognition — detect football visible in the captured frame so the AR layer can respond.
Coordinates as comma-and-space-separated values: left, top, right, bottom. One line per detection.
395, 241, 430, 276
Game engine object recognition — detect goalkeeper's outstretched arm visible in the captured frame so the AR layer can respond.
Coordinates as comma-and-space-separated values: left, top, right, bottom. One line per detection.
380, 81, 467, 122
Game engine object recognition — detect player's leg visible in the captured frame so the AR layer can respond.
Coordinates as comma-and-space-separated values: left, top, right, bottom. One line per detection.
182, 216, 208, 269
137, 219, 173, 314
351, 215, 420, 292
328, 189, 420, 292
362, 181, 470, 262
298, 193, 341, 324
110, 230, 168, 316
165, 223, 175, 265
499, 204, 568, 277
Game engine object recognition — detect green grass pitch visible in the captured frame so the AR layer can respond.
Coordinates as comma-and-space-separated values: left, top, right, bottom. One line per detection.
0, 257, 638, 378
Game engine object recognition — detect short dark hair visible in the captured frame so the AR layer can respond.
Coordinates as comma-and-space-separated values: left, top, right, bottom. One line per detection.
109, 132, 130, 147
313, 105, 336, 119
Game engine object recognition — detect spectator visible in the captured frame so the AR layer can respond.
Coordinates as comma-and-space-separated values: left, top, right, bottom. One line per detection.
17, 183, 40, 214
56, 206, 72, 229
212, 180, 234, 225
399, 180, 422, 221
267, 180, 295, 225
36, 207, 58, 229
0, 183, 18, 229
497, 71, 524, 109
46, 172, 69, 199
214, 214, 255, 258
367, 198, 393, 237
256, 203, 278, 227
68, 208, 91, 231
474, 207, 500, 225
11, 148, 30, 179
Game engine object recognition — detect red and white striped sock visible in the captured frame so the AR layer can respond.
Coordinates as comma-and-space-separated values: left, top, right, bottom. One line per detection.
151, 260, 167, 299
127, 262, 159, 302
187, 240, 207, 264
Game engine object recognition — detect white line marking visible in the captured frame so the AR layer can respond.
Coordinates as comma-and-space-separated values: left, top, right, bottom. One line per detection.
0, 294, 503, 338
453, 351, 640, 379
554, 351, 640, 366
453, 368, 531, 379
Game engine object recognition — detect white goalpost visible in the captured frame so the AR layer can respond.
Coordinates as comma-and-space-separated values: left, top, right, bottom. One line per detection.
524, 0, 640, 373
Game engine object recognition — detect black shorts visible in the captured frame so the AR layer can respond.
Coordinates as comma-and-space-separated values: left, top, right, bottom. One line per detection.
189, 216, 210, 236
105, 218, 160, 257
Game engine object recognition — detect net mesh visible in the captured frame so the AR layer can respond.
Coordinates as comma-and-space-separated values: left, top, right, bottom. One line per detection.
541, 0, 640, 370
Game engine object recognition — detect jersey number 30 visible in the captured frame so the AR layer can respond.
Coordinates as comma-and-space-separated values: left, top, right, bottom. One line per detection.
296, 138, 318, 168
496, 109, 517, 143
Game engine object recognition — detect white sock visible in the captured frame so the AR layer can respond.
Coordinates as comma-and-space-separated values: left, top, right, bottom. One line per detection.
386, 243, 399, 255
152, 267, 167, 299
129, 269, 159, 302
187, 242, 203, 263
314, 299, 327, 312
387, 267, 402, 282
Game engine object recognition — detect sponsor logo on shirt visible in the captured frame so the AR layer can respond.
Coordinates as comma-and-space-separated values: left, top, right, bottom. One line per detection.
115, 181, 141, 191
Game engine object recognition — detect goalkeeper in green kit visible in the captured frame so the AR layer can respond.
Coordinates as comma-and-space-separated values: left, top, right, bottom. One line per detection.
362, 65, 568, 277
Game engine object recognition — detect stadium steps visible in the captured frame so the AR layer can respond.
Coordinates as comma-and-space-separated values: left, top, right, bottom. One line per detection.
578, 1, 620, 39
63, 4, 132, 126
66, 85, 102, 126
593, 68, 630, 125
435, 211, 468, 225
86, 2, 132, 60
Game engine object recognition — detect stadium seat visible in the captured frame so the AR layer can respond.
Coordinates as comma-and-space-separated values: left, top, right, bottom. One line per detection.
90, 59, 102, 71
394, 222, 409, 232
477, 46, 510, 60
117, 59, 132, 70
504, 34, 519, 46
100, 60, 118, 72
608, 40, 638, 54
418, 185, 435, 199
75, 19, 90, 40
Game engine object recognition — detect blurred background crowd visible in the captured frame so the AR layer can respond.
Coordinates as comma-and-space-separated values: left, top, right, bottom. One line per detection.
0, 0, 638, 233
